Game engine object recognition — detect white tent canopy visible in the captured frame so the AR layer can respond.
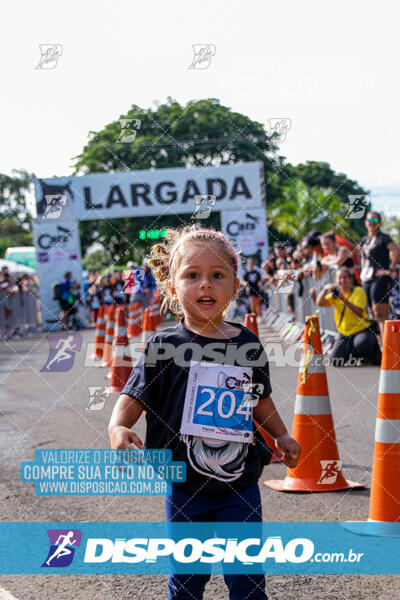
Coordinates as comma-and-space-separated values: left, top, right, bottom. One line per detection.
0, 259, 37, 275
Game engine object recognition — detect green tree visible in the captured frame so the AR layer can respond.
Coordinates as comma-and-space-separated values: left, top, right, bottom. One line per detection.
0, 170, 34, 257
73, 99, 369, 254
0, 169, 33, 224
268, 179, 356, 242
285, 160, 369, 239
73, 97, 278, 173
82, 249, 112, 271
0, 216, 33, 258
73, 98, 280, 258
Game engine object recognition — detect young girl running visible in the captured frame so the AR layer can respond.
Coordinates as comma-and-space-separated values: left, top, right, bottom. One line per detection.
108, 227, 300, 600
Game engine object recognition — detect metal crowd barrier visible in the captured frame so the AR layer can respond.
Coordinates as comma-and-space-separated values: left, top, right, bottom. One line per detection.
0, 289, 40, 339
266, 269, 337, 338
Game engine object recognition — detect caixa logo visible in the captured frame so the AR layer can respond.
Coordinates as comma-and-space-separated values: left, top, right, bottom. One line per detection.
38, 225, 73, 250
42, 529, 82, 567
84, 536, 314, 564
226, 212, 260, 236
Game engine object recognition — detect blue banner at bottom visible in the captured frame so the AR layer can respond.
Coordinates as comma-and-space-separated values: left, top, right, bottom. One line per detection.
0, 522, 399, 574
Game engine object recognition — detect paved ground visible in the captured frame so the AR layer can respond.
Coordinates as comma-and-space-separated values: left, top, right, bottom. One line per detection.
0, 323, 399, 599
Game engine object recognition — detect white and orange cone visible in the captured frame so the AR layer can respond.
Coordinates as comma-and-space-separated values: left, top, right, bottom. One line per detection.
265, 314, 363, 492
127, 302, 142, 339
101, 306, 115, 368
244, 313, 259, 337
141, 308, 156, 349
153, 291, 162, 325
91, 305, 106, 361
344, 320, 400, 536
110, 306, 132, 393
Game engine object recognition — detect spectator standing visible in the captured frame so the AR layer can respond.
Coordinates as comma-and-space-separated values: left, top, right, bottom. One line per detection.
113, 270, 126, 305
142, 259, 156, 298
99, 275, 114, 307
243, 258, 263, 316
123, 261, 136, 304
88, 283, 102, 323
320, 232, 355, 276
261, 257, 277, 293
357, 211, 400, 339
82, 271, 91, 322
130, 259, 156, 309
68, 281, 84, 330
0, 269, 16, 294
273, 243, 289, 267
301, 230, 324, 278
59, 272, 73, 329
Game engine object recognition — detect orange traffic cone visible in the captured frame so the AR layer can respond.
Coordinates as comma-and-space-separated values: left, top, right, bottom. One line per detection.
141, 308, 156, 348
92, 305, 106, 360
244, 313, 282, 462
344, 320, 400, 536
244, 313, 259, 336
137, 305, 144, 332
149, 309, 156, 333
149, 298, 157, 322
127, 302, 142, 339
153, 291, 162, 325
101, 306, 115, 368
110, 306, 132, 393
265, 314, 363, 492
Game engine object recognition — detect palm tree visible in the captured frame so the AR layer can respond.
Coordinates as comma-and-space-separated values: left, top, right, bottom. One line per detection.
268, 179, 356, 242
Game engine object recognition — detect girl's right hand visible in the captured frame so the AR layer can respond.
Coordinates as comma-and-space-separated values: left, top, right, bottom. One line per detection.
109, 425, 144, 449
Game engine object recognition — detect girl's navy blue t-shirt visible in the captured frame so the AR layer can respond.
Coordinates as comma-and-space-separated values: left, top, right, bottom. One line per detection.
122, 320, 273, 496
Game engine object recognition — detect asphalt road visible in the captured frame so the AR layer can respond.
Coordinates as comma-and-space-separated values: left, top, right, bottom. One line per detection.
0, 323, 399, 599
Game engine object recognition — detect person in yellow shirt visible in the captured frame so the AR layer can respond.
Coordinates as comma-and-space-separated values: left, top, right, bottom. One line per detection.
315, 267, 381, 366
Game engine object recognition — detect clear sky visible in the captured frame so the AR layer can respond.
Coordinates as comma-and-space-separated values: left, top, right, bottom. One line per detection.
2, 0, 400, 215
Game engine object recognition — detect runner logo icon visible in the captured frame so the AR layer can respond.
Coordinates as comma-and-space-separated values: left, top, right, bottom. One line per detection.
41, 529, 82, 567
317, 460, 342, 485
41, 333, 82, 372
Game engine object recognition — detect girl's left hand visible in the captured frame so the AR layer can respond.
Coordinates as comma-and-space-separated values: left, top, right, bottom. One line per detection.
275, 433, 301, 468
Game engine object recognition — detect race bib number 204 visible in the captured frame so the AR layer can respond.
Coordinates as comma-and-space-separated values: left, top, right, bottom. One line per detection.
180, 362, 254, 443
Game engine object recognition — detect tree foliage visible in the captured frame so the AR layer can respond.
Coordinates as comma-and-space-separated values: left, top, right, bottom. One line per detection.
73, 97, 279, 173
284, 161, 369, 239
0, 216, 33, 258
0, 169, 33, 224
268, 179, 358, 244
81, 249, 112, 271
0, 100, 369, 260
0, 169, 34, 257
73, 98, 368, 257
73, 97, 282, 258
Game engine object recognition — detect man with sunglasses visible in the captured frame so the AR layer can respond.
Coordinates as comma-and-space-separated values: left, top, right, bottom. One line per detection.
358, 211, 400, 339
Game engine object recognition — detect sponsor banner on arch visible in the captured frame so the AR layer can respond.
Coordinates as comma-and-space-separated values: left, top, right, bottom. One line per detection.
33, 162, 264, 221
32, 219, 83, 329
221, 208, 268, 273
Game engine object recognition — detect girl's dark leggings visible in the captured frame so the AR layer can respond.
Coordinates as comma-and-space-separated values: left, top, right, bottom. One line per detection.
165, 482, 268, 600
